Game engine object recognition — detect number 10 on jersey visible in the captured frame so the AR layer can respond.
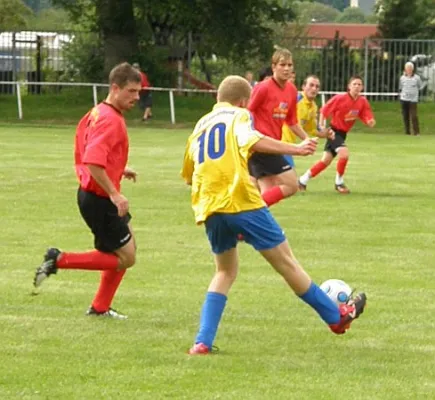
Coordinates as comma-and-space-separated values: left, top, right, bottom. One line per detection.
197, 122, 226, 164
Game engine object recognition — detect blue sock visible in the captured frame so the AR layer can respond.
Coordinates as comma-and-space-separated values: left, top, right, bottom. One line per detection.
299, 282, 340, 324
195, 292, 227, 349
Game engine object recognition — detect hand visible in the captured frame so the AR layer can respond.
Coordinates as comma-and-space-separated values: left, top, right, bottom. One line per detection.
318, 127, 335, 140
110, 193, 129, 217
123, 167, 137, 182
367, 119, 376, 128
296, 138, 317, 156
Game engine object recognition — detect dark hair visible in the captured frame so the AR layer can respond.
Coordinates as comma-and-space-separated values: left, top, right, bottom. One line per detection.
347, 75, 363, 85
302, 74, 320, 86
259, 67, 273, 82
109, 62, 141, 88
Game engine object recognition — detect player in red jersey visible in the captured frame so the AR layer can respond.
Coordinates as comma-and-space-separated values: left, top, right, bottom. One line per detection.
298, 76, 376, 194
33, 62, 142, 319
248, 48, 320, 207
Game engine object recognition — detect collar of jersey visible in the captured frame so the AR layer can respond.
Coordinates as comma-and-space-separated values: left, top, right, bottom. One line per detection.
300, 92, 315, 106
213, 102, 235, 110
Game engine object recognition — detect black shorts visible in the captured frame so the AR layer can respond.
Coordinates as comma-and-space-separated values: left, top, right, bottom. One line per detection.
248, 153, 292, 179
139, 91, 152, 109
324, 129, 347, 157
77, 188, 132, 253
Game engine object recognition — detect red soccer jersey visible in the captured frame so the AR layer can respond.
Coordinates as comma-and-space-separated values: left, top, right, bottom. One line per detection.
140, 71, 150, 89
321, 93, 374, 133
74, 102, 129, 197
248, 78, 298, 140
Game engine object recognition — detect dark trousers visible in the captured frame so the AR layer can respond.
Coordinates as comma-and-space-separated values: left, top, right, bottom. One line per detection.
400, 101, 420, 135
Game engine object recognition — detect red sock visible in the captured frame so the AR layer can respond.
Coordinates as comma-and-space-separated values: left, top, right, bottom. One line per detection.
92, 269, 126, 312
310, 161, 328, 177
262, 186, 284, 207
337, 158, 348, 176
57, 251, 119, 271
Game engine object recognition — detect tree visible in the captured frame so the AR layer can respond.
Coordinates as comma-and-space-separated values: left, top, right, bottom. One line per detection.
335, 7, 367, 23
316, 0, 349, 11
0, 0, 34, 30
376, 0, 435, 39
28, 8, 71, 31
53, 0, 138, 74
52, 0, 297, 81
295, 1, 341, 23
23, 0, 52, 13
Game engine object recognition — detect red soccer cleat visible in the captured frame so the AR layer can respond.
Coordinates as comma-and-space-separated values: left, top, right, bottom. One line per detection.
329, 293, 367, 334
188, 343, 211, 355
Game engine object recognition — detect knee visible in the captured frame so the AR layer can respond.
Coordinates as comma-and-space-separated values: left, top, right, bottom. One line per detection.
118, 252, 136, 270
218, 268, 238, 284
338, 149, 349, 159
281, 175, 299, 197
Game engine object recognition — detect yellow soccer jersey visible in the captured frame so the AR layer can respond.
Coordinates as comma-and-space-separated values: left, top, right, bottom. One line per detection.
282, 92, 319, 144
181, 102, 265, 224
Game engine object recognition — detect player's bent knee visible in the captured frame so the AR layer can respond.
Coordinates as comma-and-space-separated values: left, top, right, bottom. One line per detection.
337, 148, 349, 158
117, 252, 136, 269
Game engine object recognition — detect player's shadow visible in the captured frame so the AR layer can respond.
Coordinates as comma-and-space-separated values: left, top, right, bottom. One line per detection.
299, 190, 423, 199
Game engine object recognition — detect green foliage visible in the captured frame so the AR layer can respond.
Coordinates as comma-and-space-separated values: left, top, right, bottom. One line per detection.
295, 1, 341, 23
316, 0, 349, 11
335, 6, 367, 23
60, 32, 105, 83
27, 7, 71, 30
0, 0, 34, 30
53, 0, 297, 76
22, 0, 52, 13
320, 32, 362, 90
189, 55, 246, 87
376, 0, 435, 39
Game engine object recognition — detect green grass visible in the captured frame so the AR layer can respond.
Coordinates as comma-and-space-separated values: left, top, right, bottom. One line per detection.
0, 107, 434, 399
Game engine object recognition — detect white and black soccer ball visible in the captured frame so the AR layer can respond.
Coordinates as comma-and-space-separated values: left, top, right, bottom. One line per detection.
320, 279, 353, 305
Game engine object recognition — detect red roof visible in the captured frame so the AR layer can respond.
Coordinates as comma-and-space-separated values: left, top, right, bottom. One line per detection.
303, 23, 380, 48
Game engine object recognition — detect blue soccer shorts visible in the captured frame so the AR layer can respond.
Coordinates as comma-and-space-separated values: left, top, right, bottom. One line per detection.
204, 207, 286, 254
283, 155, 295, 168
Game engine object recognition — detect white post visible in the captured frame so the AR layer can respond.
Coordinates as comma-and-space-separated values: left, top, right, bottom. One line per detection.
16, 82, 23, 120
92, 84, 98, 106
169, 90, 176, 124
321, 93, 326, 106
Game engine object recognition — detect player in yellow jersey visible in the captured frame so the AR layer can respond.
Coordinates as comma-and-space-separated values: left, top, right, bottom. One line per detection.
282, 75, 334, 168
181, 75, 367, 355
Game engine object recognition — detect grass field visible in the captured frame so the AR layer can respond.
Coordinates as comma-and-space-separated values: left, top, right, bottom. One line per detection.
0, 106, 434, 399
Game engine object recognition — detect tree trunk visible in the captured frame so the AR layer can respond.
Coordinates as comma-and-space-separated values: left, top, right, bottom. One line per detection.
95, 0, 138, 75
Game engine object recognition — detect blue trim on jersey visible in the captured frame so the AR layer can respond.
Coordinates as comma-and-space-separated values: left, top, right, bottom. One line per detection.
283, 155, 295, 168
247, 111, 256, 130
297, 93, 303, 102
205, 208, 285, 254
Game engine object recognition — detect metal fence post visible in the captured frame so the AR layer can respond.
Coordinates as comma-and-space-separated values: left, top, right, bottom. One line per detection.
92, 85, 98, 106
364, 38, 369, 90
169, 90, 176, 124
16, 82, 23, 120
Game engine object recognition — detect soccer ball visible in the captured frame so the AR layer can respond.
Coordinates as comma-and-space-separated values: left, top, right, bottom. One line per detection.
320, 279, 353, 305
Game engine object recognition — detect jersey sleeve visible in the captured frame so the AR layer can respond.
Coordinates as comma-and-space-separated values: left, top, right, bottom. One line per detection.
82, 116, 117, 168
180, 135, 195, 185
285, 86, 298, 126
359, 98, 374, 124
320, 95, 338, 118
248, 83, 267, 112
233, 110, 264, 153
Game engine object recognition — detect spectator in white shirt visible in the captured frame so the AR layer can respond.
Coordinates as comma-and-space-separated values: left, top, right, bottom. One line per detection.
399, 62, 422, 136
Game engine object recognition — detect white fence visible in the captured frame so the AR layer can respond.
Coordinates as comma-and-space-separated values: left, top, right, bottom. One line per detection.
0, 81, 401, 124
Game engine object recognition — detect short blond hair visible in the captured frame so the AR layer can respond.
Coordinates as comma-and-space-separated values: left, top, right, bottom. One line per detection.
217, 75, 252, 104
272, 48, 292, 65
